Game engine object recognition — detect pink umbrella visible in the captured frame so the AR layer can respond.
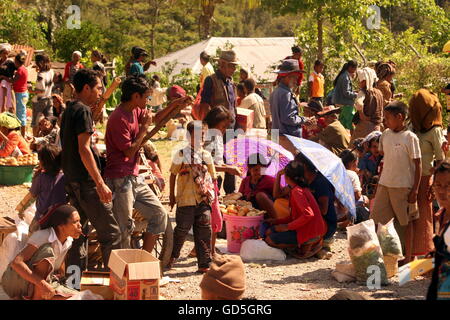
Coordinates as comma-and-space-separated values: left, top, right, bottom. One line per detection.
224, 137, 294, 178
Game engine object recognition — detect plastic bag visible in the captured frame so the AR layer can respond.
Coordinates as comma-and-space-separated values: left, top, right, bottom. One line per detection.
347, 219, 388, 285
67, 290, 104, 300
377, 220, 403, 259
239, 239, 286, 262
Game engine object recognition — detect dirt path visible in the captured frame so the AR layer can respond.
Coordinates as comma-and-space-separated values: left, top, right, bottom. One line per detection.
0, 140, 431, 300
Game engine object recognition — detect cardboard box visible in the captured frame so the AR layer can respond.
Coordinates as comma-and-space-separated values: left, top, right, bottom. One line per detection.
108, 249, 160, 300
80, 271, 114, 300
236, 107, 254, 132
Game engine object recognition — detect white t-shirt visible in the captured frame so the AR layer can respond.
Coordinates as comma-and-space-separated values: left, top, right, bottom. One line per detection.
27, 227, 73, 270
379, 129, 421, 188
347, 169, 362, 193
34, 69, 55, 102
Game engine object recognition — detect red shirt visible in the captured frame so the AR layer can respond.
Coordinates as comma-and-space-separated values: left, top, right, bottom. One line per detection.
63, 61, 84, 82
104, 107, 144, 179
275, 186, 326, 245
239, 175, 275, 199
0, 131, 31, 157
13, 66, 28, 93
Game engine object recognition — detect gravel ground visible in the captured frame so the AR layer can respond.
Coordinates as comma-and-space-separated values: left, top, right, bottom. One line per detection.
0, 142, 431, 300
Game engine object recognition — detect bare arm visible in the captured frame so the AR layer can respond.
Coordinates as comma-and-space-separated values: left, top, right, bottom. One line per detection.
317, 196, 329, 217
169, 173, 177, 210
273, 170, 284, 199
11, 244, 55, 298
78, 132, 112, 203
123, 109, 152, 159
408, 158, 422, 203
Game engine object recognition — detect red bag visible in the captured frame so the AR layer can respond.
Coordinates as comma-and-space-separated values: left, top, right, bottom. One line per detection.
210, 181, 223, 233
192, 87, 203, 120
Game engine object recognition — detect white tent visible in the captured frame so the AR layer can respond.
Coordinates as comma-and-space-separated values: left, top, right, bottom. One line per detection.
152, 37, 296, 82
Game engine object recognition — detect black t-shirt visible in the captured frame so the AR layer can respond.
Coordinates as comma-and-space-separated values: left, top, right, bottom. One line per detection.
60, 100, 101, 183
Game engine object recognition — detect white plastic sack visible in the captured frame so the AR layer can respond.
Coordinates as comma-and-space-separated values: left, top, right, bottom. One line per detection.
346, 219, 388, 285
0, 220, 30, 281
239, 239, 286, 262
67, 290, 104, 300
377, 219, 404, 259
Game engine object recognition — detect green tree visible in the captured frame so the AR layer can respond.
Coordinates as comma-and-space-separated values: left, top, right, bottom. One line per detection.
0, 0, 48, 49
53, 21, 105, 61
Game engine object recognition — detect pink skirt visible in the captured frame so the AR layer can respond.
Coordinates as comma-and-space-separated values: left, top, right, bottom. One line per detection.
211, 180, 223, 233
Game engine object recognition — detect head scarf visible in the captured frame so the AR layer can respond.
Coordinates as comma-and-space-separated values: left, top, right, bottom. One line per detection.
376, 62, 396, 81
409, 88, 443, 133
0, 43, 12, 53
72, 51, 82, 58
357, 67, 378, 90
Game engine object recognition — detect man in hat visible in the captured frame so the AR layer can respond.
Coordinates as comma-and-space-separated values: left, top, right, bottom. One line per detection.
200, 50, 239, 194
270, 59, 310, 154
285, 45, 305, 93
312, 105, 350, 155
127, 47, 156, 77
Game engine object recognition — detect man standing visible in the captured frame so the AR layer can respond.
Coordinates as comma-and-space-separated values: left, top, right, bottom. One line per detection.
63, 51, 84, 102
285, 46, 305, 93
104, 75, 168, 252
270, 59, 308, 154
200, 50, 239, 194
60, 69, 120, 270
127, 47, 156, 77
199, 51, 214, 90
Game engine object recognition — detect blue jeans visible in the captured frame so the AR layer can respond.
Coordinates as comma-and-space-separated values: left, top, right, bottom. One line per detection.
15, 92, 28, 127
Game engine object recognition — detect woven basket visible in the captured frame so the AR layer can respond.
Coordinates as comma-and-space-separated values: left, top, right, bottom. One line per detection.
383, 255, 399, 278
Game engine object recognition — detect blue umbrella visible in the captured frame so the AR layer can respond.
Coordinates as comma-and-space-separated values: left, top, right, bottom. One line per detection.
286, 135, 356, 219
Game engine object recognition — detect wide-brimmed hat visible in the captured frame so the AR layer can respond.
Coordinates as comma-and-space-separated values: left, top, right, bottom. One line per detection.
305, 100, 324, 113
274, 59, 306, 74
218, 50, 239, 65
317, 105, 341, 116
132, 46, 149, 58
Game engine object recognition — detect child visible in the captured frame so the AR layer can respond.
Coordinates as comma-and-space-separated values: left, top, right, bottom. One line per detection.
308, 60, 325, 103
236, 83, 245, 107
16, 144, 67, 233
340, 150, 369, 224
239, 153, 276, 218
370, 101, 422, 250
427, 161, 450, 300
203, 106, 242, 253
168, 121, 216, 273
12, 52, 29, 136
359, 135, 383, 198
32, 116, 60, 150
200, 255, 245, 300
263, 161, 325, 259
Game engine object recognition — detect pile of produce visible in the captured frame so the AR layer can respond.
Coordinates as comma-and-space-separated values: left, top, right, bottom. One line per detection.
220, 192, 266, 217
0, 154, 39, 166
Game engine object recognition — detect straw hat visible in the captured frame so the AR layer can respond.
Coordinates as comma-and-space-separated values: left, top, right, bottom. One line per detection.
218, 50, 239, 65
317, 105, 341, 117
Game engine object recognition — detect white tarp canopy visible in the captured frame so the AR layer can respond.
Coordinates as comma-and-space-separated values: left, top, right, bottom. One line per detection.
152, 37, 296, 82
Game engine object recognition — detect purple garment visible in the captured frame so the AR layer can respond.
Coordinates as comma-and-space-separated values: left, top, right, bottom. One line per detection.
30, 172, 67, 219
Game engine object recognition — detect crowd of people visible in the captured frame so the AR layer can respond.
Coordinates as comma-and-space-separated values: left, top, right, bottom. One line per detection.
0, 41, 450, 300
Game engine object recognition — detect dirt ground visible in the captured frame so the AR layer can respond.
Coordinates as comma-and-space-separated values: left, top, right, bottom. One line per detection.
0, 139, 431, 300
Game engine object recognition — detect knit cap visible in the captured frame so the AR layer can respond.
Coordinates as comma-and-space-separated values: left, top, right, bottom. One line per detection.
199, 255, 246, 300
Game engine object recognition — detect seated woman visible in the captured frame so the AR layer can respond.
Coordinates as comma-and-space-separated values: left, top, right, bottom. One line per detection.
1, 204, 82, 300
0, 112, 31, 157
262, 161, 326, 258
238, 153, 276, 218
